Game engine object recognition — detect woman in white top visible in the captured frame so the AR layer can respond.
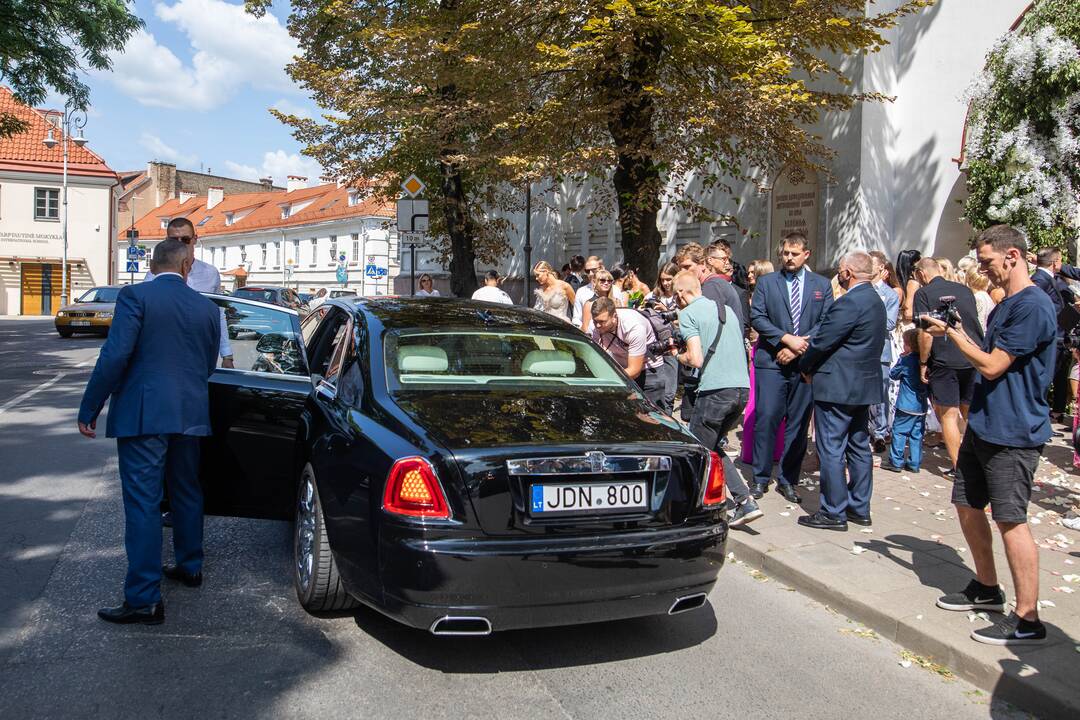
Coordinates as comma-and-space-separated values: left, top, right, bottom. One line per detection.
415, 273, 440, 297
964, 267, 994, 330
532, 261, 575, 321
580, 269, 626, 333
643, 262, 678, 311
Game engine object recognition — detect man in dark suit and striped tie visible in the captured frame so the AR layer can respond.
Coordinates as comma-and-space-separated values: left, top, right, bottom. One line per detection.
749, 232, 833, 502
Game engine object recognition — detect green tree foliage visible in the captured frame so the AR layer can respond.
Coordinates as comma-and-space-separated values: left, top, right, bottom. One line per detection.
251, 0, 928, 290
962, 0, 1080, 256
0, 0, 142, 136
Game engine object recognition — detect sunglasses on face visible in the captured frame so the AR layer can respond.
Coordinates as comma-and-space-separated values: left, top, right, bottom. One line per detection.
170, 235, 195, 244
597, 279, 613, 284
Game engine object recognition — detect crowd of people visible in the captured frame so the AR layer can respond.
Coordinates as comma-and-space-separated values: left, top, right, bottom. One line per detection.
81, 215, 1064, 648
457, 225, 1065, 647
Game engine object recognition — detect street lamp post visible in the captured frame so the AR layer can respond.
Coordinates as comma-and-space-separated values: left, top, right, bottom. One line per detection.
42, 103, 88, 309
523, 179, 532, 305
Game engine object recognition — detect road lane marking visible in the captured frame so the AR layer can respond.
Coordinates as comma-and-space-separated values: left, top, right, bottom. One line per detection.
0, 372, 67, 417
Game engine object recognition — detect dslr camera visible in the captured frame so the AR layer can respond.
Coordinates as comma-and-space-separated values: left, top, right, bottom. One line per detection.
1064, 324, 1080, 351
916, 295, 962, 330
641, 307, 687, 355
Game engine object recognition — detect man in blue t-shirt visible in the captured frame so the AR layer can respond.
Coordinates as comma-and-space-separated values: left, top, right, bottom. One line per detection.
921, 225, 1056, 647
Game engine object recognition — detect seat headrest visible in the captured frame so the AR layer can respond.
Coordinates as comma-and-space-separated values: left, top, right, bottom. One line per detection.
522, 349, 575, 376
398, 346, 448, 373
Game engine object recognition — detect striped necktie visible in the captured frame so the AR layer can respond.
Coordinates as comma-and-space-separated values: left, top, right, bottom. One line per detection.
790, 273, 802, 333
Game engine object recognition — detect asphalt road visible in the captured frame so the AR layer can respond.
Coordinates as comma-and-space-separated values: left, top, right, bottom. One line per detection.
0, 318, 1029, 719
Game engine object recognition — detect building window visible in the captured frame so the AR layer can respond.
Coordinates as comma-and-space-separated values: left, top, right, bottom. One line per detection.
34, 188, 60, 220
309, 237, 317, 266
281, 205, 290, 219
274, 242, 281, 268
224, 212, 234, 226
351, 234, 359, 265
292, 238, 300, 264
348, 190, 359, 207
329, 235, 337, 264
260, 243, 267, 268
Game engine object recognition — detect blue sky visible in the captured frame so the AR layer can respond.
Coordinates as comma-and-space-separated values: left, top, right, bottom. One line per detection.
71, 0, 324, 184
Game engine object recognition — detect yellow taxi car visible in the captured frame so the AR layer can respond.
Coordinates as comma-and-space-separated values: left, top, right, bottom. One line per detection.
55, 285, 121, 337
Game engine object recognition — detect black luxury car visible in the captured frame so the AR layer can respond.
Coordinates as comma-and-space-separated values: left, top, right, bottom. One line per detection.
200, 295, 728, 634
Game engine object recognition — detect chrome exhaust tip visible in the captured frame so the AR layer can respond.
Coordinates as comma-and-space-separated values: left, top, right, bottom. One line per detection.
429, 616, 493, 636
668, 592, 708, 615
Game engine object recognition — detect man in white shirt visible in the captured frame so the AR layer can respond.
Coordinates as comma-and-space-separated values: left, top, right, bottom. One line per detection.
307, 287, 329, 310
590, 297, 666, 407
471, 270, 513, 305
571, 256, 604, 326
144, 218, 233, 368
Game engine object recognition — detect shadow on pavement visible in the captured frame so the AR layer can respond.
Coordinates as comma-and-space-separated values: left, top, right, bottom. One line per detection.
353, 601, 718, 673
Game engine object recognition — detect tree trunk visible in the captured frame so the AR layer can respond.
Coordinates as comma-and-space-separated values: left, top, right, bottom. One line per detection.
437, 0, 478, 298
440, 153, 479, 298
602, 29, 665, 287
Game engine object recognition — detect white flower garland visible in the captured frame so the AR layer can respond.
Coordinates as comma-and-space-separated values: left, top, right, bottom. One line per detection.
963, 25, 1080, 233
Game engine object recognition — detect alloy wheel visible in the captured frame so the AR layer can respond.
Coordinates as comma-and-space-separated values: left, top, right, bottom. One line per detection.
295, 475, 317, 594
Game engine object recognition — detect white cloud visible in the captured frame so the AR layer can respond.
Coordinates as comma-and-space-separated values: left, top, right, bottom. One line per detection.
224, 150, 322, 186
139, 132, 198, 167
223, 160, 260, 182
270, 98, 312, 119
106, 0, 299, 110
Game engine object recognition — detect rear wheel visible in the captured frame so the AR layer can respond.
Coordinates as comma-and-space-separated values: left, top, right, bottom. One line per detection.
56, 328, 73, 338
293, 466, 358, 612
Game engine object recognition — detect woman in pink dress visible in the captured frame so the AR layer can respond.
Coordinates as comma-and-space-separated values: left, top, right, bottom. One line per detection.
740, 260, 785, 464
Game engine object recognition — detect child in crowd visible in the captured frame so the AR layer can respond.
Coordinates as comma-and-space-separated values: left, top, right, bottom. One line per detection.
883, 328, 929, 472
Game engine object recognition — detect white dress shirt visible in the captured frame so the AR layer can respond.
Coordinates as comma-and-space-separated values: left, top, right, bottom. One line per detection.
471, 286, 513, 304
145, 258, 232, 358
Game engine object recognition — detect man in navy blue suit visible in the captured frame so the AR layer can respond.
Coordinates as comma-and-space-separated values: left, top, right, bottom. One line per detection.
748, 231, 833, 503
1031, 247, 1080, 418
797, 251, 886, 531
78, 239, 220, 624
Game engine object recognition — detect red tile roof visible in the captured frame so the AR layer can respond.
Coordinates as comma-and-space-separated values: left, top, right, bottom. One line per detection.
119, 183, 395, 241
0, 87, 116, 179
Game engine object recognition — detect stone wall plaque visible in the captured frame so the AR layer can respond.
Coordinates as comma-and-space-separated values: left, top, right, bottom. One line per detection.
770, 165, 820, 257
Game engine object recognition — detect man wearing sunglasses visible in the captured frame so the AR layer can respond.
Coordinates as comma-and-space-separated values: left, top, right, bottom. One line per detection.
145, 218, 234, 369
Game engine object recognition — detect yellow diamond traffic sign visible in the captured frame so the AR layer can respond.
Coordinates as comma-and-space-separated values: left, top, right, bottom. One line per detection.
401, 174, 425, 198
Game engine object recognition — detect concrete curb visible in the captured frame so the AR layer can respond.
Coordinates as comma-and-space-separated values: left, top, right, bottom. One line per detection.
726, 532, 1078, 720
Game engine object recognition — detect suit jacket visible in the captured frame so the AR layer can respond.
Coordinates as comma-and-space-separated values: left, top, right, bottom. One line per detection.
78, 274, 220, 438
799, 281, 887, 406
1033, 267, 1063, 316
750, 269, 833, 370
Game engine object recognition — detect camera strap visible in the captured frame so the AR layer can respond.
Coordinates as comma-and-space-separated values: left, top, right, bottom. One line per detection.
701, 318, 723, 371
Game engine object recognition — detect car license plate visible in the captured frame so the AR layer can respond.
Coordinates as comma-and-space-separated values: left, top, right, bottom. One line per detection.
70, 321, 91, 326
530, 482, 647, 514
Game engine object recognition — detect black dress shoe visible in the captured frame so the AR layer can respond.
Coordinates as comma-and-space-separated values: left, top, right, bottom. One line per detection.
98, 601, 164, 625
797, 511, 848, 531
775, 483, 802, 504
750, 482, 767, 500
879, 462, 903, 473
845, 510, 873, 526
162, 565, 203, 588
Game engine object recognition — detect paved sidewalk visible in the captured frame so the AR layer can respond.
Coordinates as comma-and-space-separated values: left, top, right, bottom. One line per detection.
726, 425, 1080, 719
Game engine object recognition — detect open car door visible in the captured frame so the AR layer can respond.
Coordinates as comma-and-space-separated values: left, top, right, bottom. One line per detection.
199, 295, 313, 519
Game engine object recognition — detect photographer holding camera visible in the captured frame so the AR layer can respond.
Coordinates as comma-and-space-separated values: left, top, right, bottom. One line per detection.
589, 297, 668, 409
923, 225, 1056, 645
672, 271, 762, 527
913, 257, 984, 476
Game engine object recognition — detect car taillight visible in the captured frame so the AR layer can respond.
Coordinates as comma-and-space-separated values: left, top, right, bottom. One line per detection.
701, 451, 726, 507
382, 457, 451, 519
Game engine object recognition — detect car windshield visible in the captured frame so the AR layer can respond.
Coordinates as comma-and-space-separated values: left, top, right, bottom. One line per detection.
77, 287, 120, 303
232, 288, 277, 303
385, 331, 629, 392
